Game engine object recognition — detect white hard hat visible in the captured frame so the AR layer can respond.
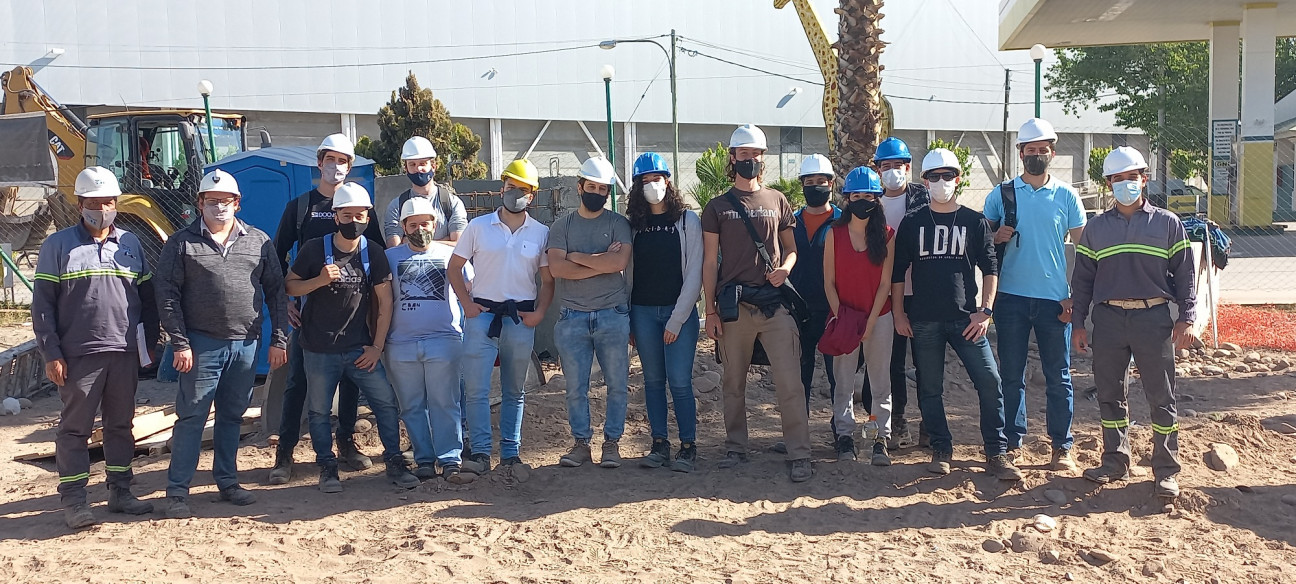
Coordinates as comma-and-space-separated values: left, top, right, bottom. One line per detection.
399, 196, 437, 223
400, 136, 437, 161
578, 156, 617, 185
798, 154, 834, 178
1102, 146, 1149, 177
729, 124, 768, 150
199, 169, 241, 195
74, 166, 122, 198
921, 149, 962, 175
1016, 118, 1058, 146
331, 182, 372, 209
317, 133, 355, 159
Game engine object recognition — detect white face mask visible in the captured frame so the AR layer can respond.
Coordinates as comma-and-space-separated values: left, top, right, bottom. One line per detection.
929, 179, 957, 203
203, 202, 236, 224
881, 168, 907, 190
1112, 179, 1142, 205
82, 208, 117, 231
321, 161, 347, 185
642, 180, 667, 205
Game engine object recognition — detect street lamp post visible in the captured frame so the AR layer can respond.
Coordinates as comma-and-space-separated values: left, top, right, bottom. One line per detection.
1029, 44, 1047, 119
599, 30, 678, 178
601, 64, 616, 210
197, 80, 216, 162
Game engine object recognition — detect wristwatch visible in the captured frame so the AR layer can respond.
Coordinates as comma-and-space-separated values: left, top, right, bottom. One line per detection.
980, 307, 994, 317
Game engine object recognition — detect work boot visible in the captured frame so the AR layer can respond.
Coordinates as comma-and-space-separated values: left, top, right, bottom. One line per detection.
1083, 462, 1130, 485
987, 453, 1024, 481
870, 440, 891, 467
789, 458, 814, 483
337, 439, 373, 471
219, 486, 257, 506
386, 459, 420, 489
165, 496, 192, 519
413, 463, 439, 481
318, 461, 343, 494
64, 503, 96, 529
889, 418, 914, 450
640, 438, 672, 469
600, 440, 623, 468
267, 445, 293, 485
443, 463, 476, 485
559, 440, 592, 467
928, 450, 952, 475
1050, 448, 1079, 473
835, 435, 858, 462
107, 486, 154, 515
673, 443, 697, 473
1155, 475, 1180, 498
461, 453, 491, 475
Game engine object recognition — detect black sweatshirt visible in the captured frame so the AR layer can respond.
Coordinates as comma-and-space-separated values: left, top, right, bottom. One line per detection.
892, 206, 998, 322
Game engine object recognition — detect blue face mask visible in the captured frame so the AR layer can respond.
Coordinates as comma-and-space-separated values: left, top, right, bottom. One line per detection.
1112, 179, 1142, 206
407, 171, 434, 187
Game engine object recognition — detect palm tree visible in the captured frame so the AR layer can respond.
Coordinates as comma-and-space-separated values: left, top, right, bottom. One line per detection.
833, 0, 889, 173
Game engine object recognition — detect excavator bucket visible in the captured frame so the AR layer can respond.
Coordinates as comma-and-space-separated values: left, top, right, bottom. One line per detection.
0, 112, 58, 188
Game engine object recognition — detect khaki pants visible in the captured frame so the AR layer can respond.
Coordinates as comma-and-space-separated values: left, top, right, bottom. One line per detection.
719, 305, 811, 460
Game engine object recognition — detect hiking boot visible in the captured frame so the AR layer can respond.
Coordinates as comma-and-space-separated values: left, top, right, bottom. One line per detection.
338, 439, 373, 471
165, 496, 192, 519
462, 453, 492, 475
218, 485, 257, 506
318, 462, 343, 493
870, 440, 891, 467
1154, 475, 1180, 498
599, 441, 623, 469
769, 441, 788, 454
889, 418, 914, 450
673, 443, 697, 473
928, 451, 953, 475
107, 486, 154, 515
64, 503, 96, 529
442, 463, 476, 485
717, 451, 748, 469
987, 454, 1023, 481
789, 458, 814, 483
640, 438, 672, 469
1082, 462, 1130, 485
560, 440, 592, 467
835, 435, 858, 462
917, 423, 931, 449
1050, 448, 1078, 473
267, 445, 293, 485
413, 463, 439, 481
386, 460, 420, 489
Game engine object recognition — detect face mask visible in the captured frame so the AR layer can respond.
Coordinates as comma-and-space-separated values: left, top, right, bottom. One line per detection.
929, 180, 957, 204
847, 198, 878, 220
881, 168, 907, 190
802, 184, 832, 207
642, 181, 668, 205
581, 191, 609, 212
1111, 179, 1143, 206
82, 208, 117, 230
322, 161, 347, 185
203, 202, 236, 224
336, 219, 365, 240
1023, 153, 1051, 176
734, 159, 762, 180
502, 188, 530, 213
407, 171, 434, 187
406, 226, 434, 247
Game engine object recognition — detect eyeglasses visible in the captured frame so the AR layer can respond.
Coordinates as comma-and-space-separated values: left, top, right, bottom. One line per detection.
924, 171, 958, 182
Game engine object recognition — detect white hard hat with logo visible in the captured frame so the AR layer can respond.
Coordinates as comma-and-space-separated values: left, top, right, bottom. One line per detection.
798, 154, 835, 178
317, 133, 356, 159
199, 169, 241, 196
331, 182, 372, 209
399, 196, 437, 223
729, 124, 768, 150
74, 167, 122, 198
400, 136, 437, 161
921, 149, 962, 175
1102, 146, 1149, 177
578, 156, 617, 185
1016, 118, 1058, 146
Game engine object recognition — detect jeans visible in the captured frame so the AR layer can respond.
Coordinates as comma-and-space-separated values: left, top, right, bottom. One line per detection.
386, 336, 465, 466
279, 328, 359, 450
630, 304, 698, 443
798, 308, 835, 413
995, 293, 1074, 450
167, 333, 260, 497
553, 304, 631, 442
910, 318, 1008, 456
462, 310, 534, 459
303, 348, 403, 465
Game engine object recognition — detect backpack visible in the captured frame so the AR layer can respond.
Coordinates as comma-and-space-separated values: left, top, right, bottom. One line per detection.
993, 180, 1018, 263
399, 185, 456, 226
323, 233, 370, 277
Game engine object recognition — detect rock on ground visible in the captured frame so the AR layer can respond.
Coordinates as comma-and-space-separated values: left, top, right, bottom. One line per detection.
1205, 443, 1239, 471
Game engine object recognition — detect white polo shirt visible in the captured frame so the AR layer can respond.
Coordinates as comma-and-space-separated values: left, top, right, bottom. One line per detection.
452, 210, 550, 302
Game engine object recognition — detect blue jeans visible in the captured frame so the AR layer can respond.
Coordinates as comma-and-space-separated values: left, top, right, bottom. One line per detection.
553, 304, 631, 442
994, 293, 1074, 450
279, 328, 359, 449
166, 333, 259, 498
386, 336, 464, 466
629, 305, 699, 443
462, 311, 534, 459
303, 349, 403, 465
911, 319, 1008, 456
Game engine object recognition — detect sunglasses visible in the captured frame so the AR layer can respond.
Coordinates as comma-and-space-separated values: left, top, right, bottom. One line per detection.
924, 171, 958, 182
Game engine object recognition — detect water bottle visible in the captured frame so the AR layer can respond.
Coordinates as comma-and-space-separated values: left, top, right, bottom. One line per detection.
864, 415, 879, 441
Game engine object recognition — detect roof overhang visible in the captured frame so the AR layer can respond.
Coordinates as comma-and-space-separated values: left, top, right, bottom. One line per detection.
999, 0, 1296, 50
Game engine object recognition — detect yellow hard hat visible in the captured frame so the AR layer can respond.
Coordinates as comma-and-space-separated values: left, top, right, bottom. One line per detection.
501, 159, 539, 189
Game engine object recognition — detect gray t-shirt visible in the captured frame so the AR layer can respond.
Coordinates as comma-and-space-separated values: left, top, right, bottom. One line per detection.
546, 209, 633, 311
382, 186, 468, 243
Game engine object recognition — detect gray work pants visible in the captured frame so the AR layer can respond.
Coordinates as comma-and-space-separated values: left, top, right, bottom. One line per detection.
55, 351, 140, 506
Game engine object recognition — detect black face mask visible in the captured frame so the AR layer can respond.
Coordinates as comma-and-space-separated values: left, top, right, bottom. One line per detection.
802, 184, 832, 207
734, 159, 762, 180
581, 192, 608, 212
1023, 153, 1052, 176
336, 220, 365, 240
847, 198, 878, 220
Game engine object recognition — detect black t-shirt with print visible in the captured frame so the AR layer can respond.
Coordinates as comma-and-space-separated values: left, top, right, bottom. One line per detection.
290, 236, 392, 354
631, 213, 683, 306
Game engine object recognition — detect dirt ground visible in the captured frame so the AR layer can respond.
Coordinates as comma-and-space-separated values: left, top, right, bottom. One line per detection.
1, 321, 1295, 584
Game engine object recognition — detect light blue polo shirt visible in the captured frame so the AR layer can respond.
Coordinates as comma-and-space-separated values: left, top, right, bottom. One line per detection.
983, 176, 1086, 301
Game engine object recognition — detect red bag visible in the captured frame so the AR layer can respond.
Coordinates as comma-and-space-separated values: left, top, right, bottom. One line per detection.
817, 304, 871, 356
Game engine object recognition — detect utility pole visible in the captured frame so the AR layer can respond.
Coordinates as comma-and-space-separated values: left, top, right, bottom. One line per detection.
670, 29, 679, 176
1002, 69, 1011, 181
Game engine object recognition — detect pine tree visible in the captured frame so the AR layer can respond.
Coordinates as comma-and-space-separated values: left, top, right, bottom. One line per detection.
356, 72, 488, 180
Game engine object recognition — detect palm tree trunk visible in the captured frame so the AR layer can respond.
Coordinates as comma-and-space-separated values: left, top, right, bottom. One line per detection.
833, 0, 887, 173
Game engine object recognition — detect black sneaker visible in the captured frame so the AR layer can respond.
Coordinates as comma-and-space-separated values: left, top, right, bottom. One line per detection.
835, 435, 858, 462
318, 461, 343, 493
870, 440, 891, 466
462, 453, 492, 475
499, 456, 524, 466
640, 438, 672, 469
413, 463, 438, 481
442, 463, 476, 485
673, 443, 697, 473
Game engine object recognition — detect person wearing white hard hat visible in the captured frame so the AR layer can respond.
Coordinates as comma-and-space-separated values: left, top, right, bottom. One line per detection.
33, 166, 161, 528
382, 136, 468, 248
383, 196, 476, 485
285, 182, 419, 493
1071, 146, 1196, 501
982, 118, 1087, 472
891, 149, 1021, 480
269, 133, 384, 485
547, 156, 635, 469
155, 170, 290, 518
787, 153, 840, 433
701, 124, 812, 482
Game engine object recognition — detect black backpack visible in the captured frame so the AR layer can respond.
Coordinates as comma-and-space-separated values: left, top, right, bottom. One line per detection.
398, 185, 456, 225
993, 180, 1018, 263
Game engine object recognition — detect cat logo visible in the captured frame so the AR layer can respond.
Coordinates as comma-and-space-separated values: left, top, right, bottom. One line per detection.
48, 132, 74, 160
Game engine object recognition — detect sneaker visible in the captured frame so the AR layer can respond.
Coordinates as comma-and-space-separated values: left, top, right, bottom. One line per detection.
442, 463, 476, 485
835, 435, 858, 462
106, 487, 154, 515
560, 441, 592, 467
640, 438, 672, 469
599, 441, 623, 469
928, 451, 952, 475
64, 503, 96, 529
413, 463, 439, 481
716, 451, 748, 469
870, 440, 891, 467
267, 446, 293, 485
987, 453, 1024, 481
1050, 448, 1078, 473
338, 440, 373, 471
218, 486, 257, 506
165, 496, 192, 519
789, 458, 814, 483
462, 453, 492, 475
1082, 462, 1130, 484
386, 460, 420, 489
889, 419, 914, 450
1155, 475, 1180, 498
673, 443, 697, 473
318, 462, 343, 493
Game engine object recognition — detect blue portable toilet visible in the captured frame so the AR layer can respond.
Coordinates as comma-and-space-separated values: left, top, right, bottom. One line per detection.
206, 147, 377, 375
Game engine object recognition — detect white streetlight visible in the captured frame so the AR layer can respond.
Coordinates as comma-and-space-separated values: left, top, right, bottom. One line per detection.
1029, 45, 1047, 117
600, 64, 615, 81
1029, 44, 1048, 62
197, 80, 216, 161
197, 79, 214, 97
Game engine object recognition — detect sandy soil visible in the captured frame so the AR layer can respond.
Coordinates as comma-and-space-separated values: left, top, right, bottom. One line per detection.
1, 331, 1294, 583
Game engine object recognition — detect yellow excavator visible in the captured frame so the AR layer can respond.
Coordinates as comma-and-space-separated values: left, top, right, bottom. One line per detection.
1, 65, 255, 263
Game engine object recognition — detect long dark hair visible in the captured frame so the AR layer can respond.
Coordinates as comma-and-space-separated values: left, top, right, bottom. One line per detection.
627, 175, 686, 231
834, 196, 889, 265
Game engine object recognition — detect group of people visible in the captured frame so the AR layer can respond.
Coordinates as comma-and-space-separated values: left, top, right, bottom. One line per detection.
34, 117, 1198, 529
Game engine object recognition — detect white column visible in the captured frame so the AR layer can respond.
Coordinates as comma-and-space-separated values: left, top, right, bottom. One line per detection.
1237, 4, 1277, 226
489, 118, 503, 178
1082, 132, 1093, 186
623, 121, 637, 182
1208, 21, 1242, 222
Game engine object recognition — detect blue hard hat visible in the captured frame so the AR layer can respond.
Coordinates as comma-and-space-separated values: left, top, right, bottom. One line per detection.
632, 152, 671, 179
843, 166, 883, 194
872, 137, 911, 163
